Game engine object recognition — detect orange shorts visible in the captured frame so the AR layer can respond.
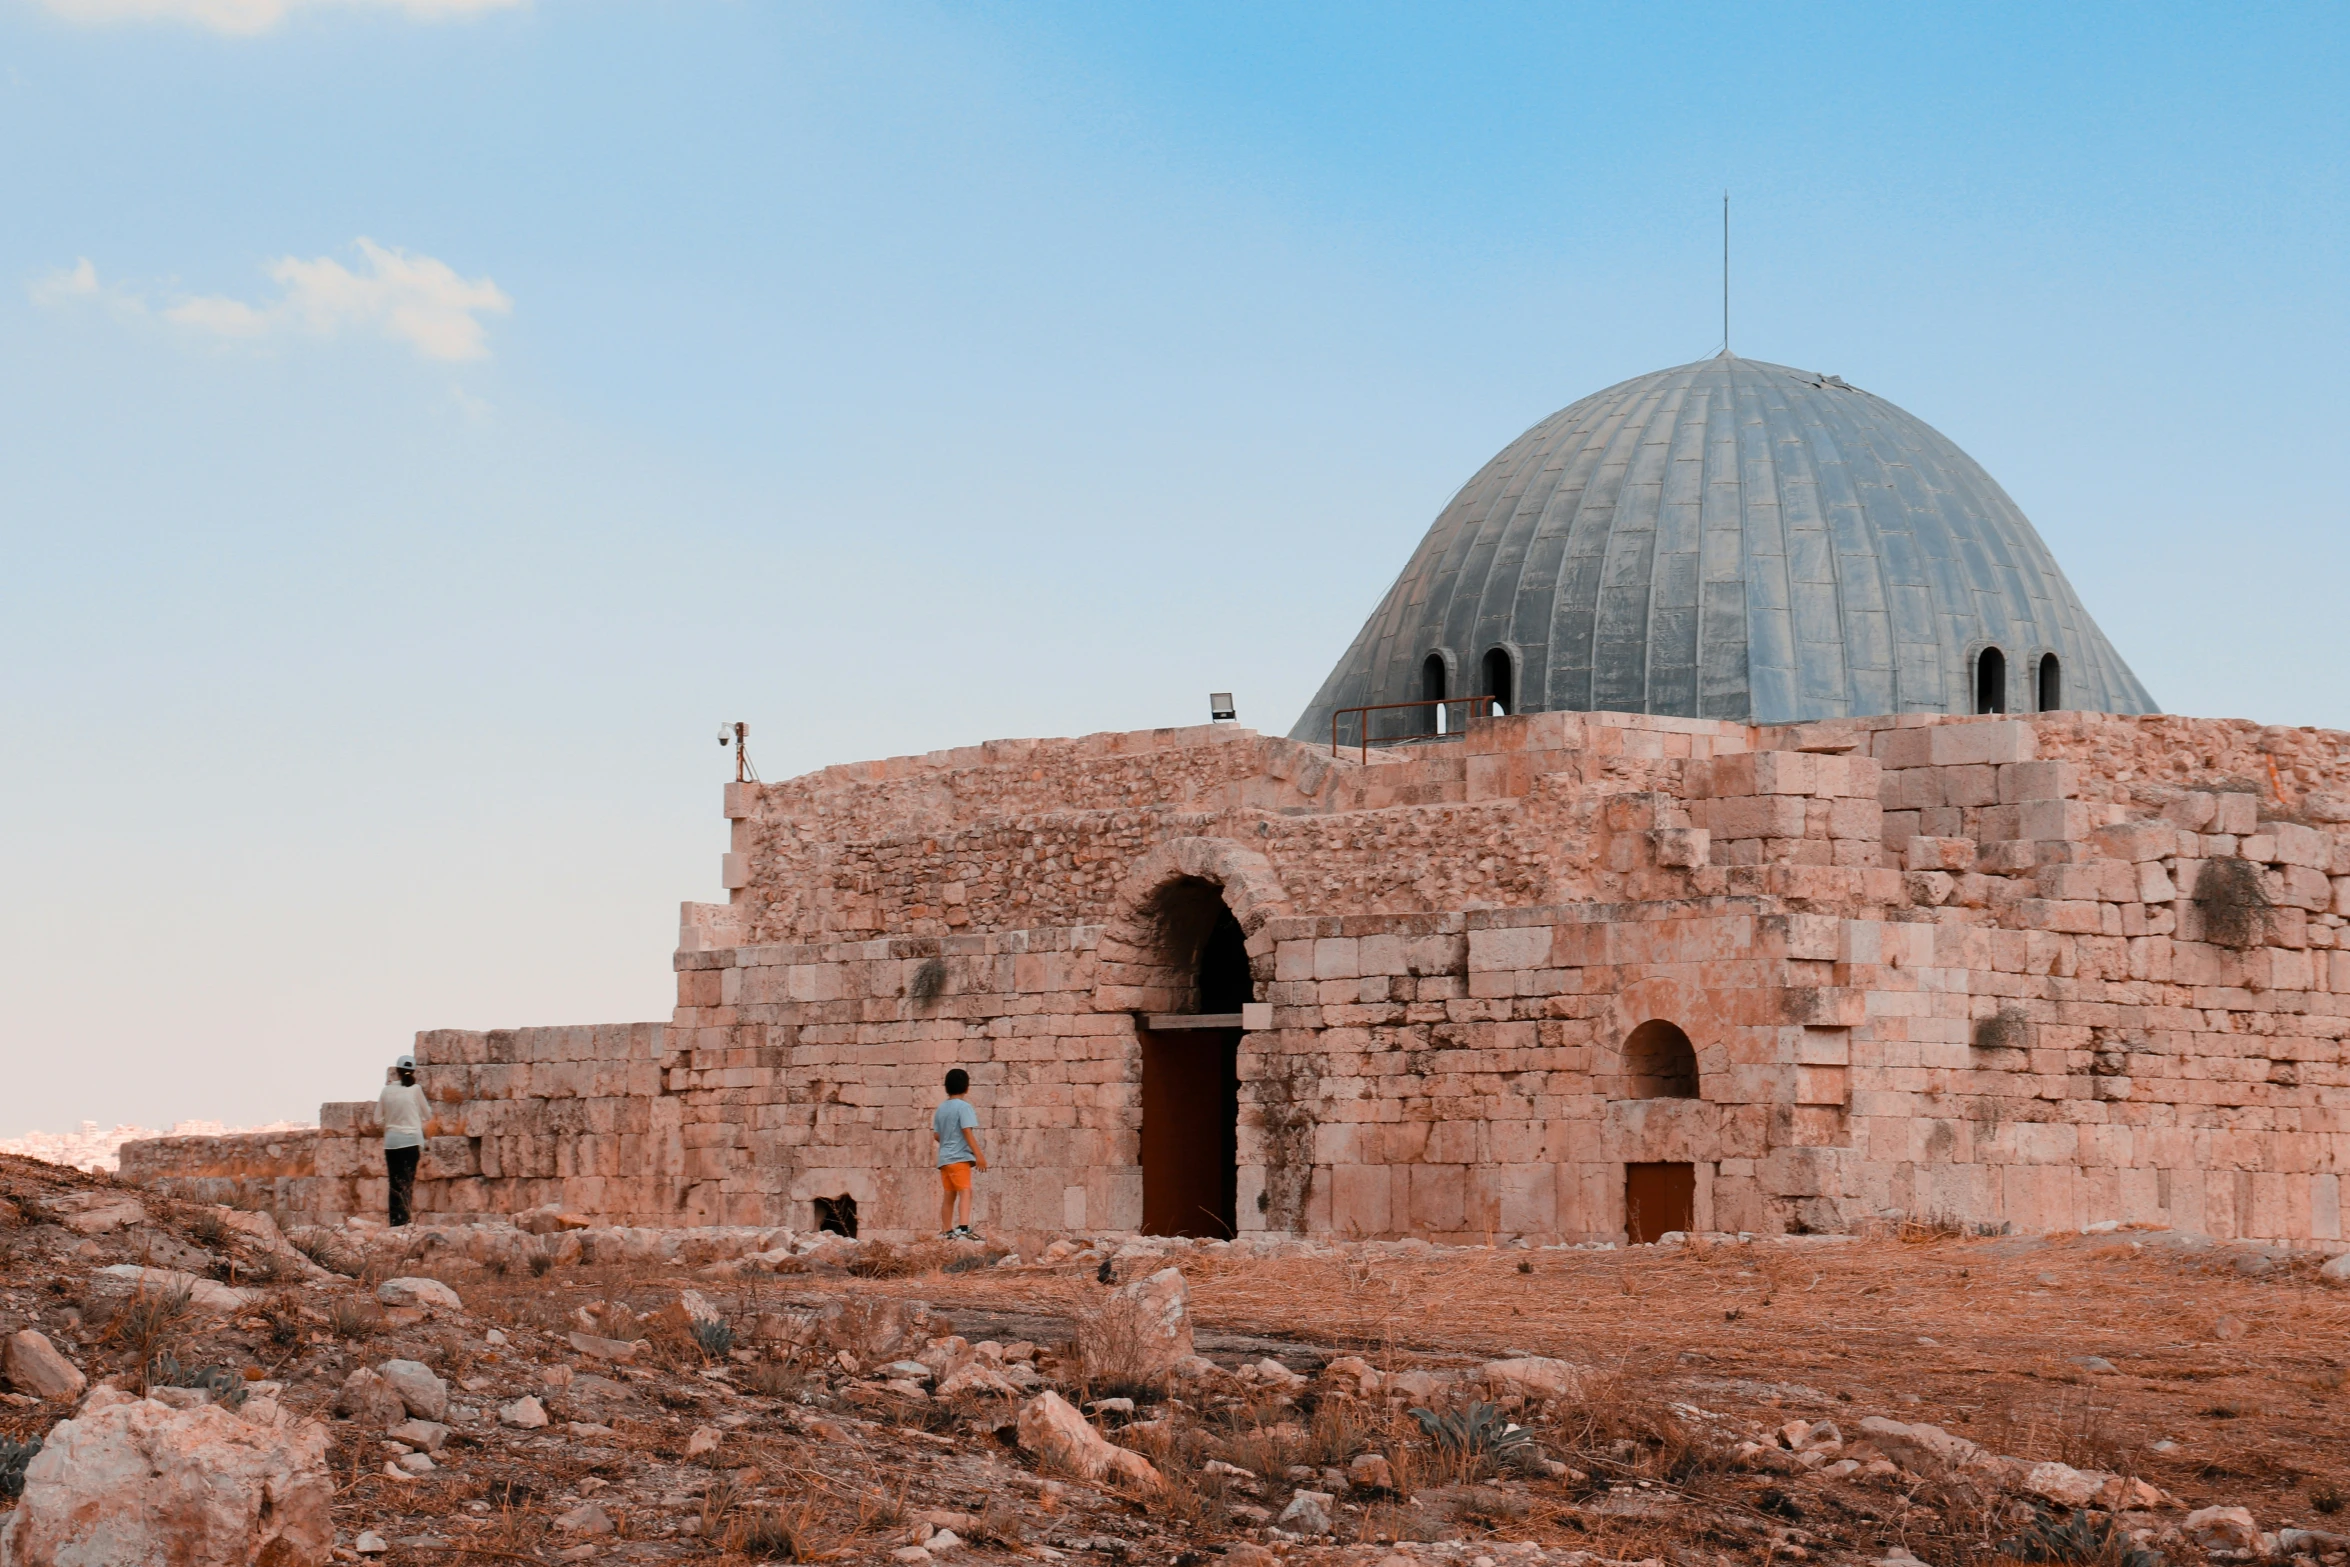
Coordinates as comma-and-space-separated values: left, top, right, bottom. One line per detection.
939, 1161, 974, 1193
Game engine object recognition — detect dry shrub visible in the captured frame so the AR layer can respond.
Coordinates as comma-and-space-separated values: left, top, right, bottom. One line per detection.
328, 1296, 382, 1340
726, 1498, 827, 1561
103, 1280, 193, 1373
964, 1495, 1032, 1547
750, 1359, 809, 1399
1540, 1366, 1711, 1485
1074, 1294, 1175, 1400
847, 1243, 919, 1279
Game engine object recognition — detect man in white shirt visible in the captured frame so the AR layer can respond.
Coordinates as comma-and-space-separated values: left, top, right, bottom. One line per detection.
380, 1053, 430, 1227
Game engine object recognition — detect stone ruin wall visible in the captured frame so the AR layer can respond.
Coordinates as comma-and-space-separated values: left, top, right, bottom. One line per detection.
123, 709, 2350, 1247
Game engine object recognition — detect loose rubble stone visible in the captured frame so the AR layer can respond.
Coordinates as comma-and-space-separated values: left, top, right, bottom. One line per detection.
2185, 1507, 2261, 1552
34, 1192, 147, 1235
500, 1395, 550, 1429
1276, 1490, 1334, 1535
376, 1277, 462, 1311
355, 1530, 388, 1555
686, 1424, 722, 1457
387, 1419, 449, 1452
1015, 1390, 1163, 1491
2321, 1254, 2350, 1283
1480, 1356, 1585, 1400
94, 1264, 250, 1314
2021, 1461, 2110, 1508
377, 1359, 448, 1421
1856, 1415, 1984, 1473
333, 1367, 408, 1429
0, 1331, 84, 1403
1348, 1453, 1396, 1493
0, 1386, 331, 1567
554, 1503, 614, 1536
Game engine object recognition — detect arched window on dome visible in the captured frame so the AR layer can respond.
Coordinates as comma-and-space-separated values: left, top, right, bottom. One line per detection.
1481, 647, 1514, 718
2037, 654, 2062, 713
1975, 647, 2007, 715
1622, 1020, 1699, 1100
1422, 653, 1448, 735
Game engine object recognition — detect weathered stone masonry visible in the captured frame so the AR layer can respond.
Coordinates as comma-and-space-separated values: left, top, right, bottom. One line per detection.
125, 708, 2350, 1247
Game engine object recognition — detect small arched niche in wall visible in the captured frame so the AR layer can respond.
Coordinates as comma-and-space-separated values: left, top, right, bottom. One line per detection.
1974, 646, 2007, 715
2037, 653, 2062, 713
1622, 1019, 1700, 1100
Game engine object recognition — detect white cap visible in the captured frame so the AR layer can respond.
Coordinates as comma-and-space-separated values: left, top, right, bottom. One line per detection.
395, 1054, 417, 1071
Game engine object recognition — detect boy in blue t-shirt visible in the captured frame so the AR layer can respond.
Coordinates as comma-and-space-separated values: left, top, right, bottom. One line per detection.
933, 1068, 988, 1240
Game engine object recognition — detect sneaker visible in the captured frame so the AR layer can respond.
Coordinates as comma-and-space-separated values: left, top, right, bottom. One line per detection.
951, 1225, 979, 1241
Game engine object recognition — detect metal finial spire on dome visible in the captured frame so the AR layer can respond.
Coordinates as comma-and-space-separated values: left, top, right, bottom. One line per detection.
1290, 354, 2155, 739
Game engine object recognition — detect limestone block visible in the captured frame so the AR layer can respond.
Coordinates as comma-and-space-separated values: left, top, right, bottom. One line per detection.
2213, 793, 2259, 834
1906, 837, 1976, 873
1928, 720, 2036, 767
1466, 925, 1551, 972
1706, 795, 1808, 839
1998, 760, 2078, 802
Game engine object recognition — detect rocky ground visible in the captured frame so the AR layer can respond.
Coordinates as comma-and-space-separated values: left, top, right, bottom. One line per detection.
3, 1154, 2348, 1567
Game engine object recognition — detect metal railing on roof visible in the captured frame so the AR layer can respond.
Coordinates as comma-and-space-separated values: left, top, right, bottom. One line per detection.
1329, 696, 1502, 763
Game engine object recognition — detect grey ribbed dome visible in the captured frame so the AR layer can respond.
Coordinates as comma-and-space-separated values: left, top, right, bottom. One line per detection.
1292, 353, 2156, 739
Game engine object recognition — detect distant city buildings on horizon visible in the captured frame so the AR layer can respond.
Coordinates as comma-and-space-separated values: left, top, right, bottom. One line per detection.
0, 1118, 315, 1174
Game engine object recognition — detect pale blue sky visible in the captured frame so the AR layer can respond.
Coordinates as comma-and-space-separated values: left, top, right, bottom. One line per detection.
3, 1, 2344, 1133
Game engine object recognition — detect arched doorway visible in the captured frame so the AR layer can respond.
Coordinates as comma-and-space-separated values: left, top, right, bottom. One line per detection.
1136, 877, 1244, 1238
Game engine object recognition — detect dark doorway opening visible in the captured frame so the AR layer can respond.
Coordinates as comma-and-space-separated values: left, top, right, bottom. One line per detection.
813, 1194, 858, 1237
1142, 1027, 1239, 1237
1482, 647, 1514, 717
1198, 905, 1251, 1013
2037, 653, 2062, 713
1975, 647, 2007, 715
1422, 653, 1448, 734
1624, 1162, 1694, 1243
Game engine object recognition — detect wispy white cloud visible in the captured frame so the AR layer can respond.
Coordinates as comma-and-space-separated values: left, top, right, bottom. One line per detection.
35, 240, 512, 362
37, 0, 522, 36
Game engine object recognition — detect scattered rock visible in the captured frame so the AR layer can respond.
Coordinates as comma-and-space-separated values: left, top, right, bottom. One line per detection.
1, 1331, 84, 1403
33, 1192, 147, 1236
936, 1360, 1023, 1399
1479, 1355, 1585, 1400
0, 1386, 331, 1567
1856, 1415, 1985, 1473
686, 1424, 722, 1457
2185, 1507, 2260, 1552
1015, 1390, 1163, 1490
394, 1452, 435, 1476
2020, 1461, 2110, 1508
566, 1330, 642, 1363
2321, 1253, 2350, 1284
376, 1277, 462, 1311
333, 1367, 409, 1429
500, 1396, 550, 1429
554, 1502, 615, 1536
1276, 1490, 1333, 1535
355, 1530, 389, 1555
377, 1359, 448, 1421
2213, 1315, 2249, 1341
93, 1264, 250, 1313
1347, 1453, 1395, 1493
387, 1419, 449, 1452
2073, 1356, 2118, 1374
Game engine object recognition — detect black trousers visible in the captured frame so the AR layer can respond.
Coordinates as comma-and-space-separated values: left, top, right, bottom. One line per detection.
385, 1145, 420, 1227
